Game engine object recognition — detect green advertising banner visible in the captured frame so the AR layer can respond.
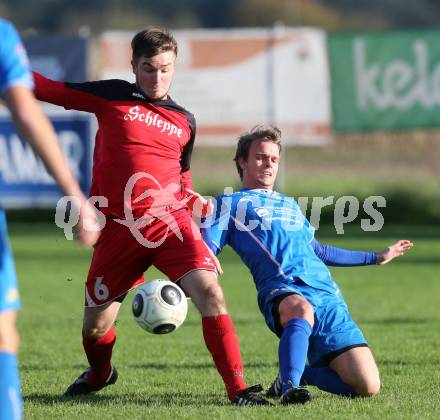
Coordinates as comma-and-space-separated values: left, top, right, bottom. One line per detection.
328, 30, 440, 131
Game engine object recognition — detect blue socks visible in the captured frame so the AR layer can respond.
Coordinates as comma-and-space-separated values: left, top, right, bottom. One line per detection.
301, 366, 357, 397
0, 351, 22, 420
278, 318, 312, 393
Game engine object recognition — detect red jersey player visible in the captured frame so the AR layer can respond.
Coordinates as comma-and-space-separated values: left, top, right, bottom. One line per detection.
33, 27, 270, 406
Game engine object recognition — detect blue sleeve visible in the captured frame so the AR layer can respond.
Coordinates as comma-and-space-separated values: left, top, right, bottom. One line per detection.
0, 19, 33, 96
312, 239, 377, 266
201, 195, 231, 256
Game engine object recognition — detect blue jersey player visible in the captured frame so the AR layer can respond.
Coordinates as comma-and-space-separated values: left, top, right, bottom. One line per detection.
0, 18, 98, 419
201, 125, 413, 405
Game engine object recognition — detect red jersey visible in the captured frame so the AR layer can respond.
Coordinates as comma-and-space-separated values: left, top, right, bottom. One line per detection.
33, 72, 196, 219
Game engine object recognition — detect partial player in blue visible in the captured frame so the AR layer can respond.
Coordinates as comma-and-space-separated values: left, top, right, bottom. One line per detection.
0, 18, 98, 420
201, 125, 413, 405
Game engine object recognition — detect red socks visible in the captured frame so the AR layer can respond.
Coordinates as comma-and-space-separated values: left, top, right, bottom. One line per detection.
202, 314, 246, 400
82, 326, 116, 386
82, 316, 246, 399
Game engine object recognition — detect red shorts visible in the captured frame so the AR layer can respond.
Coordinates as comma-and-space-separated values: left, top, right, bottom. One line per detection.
85, 209, 216, 307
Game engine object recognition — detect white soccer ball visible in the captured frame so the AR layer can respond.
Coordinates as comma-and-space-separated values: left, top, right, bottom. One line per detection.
132, 279, 188, 334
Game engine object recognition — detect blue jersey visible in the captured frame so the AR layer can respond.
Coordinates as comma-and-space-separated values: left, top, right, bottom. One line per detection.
202, 188, 376, 300
0, 18, 33, 96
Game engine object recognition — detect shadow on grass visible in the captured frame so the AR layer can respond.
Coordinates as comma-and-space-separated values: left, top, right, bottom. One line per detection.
392, 258, 440, 265
24, 391, 227, 407
129, 360, 277, 370
379, 359, 440, 367
379, 360, 409, 366
183, 318, 261, 327
21, 359, 277, 373
358, 317, 431, 325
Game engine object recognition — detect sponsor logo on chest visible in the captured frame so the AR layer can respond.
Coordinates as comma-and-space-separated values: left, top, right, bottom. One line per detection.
124, 105, 183, 138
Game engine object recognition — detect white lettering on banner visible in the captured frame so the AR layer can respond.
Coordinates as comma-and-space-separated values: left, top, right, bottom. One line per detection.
354, 38, 440, 111
123, 106, 183, 138
0, 131, 84, 184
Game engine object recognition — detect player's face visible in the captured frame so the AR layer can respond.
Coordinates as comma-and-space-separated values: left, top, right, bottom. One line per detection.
132, 51, 176, 101
239, 139, 280, 190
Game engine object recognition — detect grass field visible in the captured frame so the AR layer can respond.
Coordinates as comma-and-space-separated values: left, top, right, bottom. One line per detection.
11, 221, 440, 419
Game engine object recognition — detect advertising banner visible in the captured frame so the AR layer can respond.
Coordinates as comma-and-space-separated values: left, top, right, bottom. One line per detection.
0, 110, 93, 208
329, 30, 440, 131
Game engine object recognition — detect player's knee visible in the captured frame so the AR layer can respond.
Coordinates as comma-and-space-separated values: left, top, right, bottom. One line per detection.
180, 270, 226, 315
355, 376, 381, 397
296, 299, 314, 320
202, 282, 226, 312
82, 324, 111, 341
192, 281, 226, 316
279, 296, 314, 327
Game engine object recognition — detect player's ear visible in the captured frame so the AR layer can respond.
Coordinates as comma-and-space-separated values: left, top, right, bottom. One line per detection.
238, 156, 247, 171
131, 59, 136, 74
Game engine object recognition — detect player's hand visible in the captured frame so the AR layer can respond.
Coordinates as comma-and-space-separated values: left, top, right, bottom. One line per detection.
184, 188, 214, 218
77, 200, 101, 246
207, 246, 223, 276
375, 240, 413, 265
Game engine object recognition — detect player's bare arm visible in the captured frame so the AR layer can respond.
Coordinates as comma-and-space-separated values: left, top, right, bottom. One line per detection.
375, 240, 414, 265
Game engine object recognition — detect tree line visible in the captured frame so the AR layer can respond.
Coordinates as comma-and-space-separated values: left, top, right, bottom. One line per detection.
3, 0, 440, 34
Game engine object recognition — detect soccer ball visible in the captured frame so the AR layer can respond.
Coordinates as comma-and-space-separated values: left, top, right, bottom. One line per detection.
132, 279, 188, 334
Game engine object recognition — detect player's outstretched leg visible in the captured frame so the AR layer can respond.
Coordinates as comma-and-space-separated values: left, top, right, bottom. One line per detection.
301, 366, 358, 397
267, 366, 358, 398
180, 271, 271, 406
202, 315, 271, 406
270, 348, 380, 399
268, 347, 379, 399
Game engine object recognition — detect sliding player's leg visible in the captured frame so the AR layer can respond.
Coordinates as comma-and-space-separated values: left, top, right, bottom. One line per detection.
329, 346, 380, 397
293, 346, 380, 398
272, 293, 313, 404
301, 293, 379, 398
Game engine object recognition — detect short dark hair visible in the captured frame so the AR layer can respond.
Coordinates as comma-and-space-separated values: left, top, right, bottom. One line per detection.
234, 125, 282, 181
131, 27, 178, 61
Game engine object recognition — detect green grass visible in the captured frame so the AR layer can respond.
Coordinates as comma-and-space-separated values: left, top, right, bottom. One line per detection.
11, 222, 440, 419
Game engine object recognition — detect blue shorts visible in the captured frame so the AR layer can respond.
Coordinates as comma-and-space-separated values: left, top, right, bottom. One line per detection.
259, 279, 366, 367
0, 210, 20, 312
